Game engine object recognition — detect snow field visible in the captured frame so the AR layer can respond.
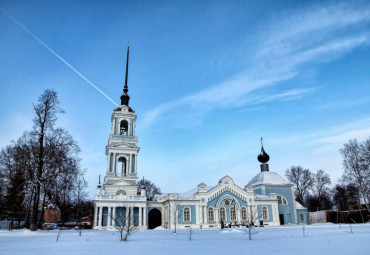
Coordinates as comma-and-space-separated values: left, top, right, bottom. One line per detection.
1, 223, 369, 255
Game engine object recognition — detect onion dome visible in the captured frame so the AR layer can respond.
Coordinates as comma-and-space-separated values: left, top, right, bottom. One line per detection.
257, 137, 270, 163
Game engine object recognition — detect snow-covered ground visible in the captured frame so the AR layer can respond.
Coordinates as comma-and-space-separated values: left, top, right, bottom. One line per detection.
1, 223, 369, 254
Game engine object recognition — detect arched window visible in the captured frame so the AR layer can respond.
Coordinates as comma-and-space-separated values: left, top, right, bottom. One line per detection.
230, 207, 236, 221
262, 207, 268, 220
117, 157, 127, 176
120, 120, 129, 135
116, 190, 126, 195
208, 208, 214, 222
241, 207, 247, 220
220, 207, 226, 221
131, 155, 135, 173
277, 195, 288, 205
183, 207, 191, 222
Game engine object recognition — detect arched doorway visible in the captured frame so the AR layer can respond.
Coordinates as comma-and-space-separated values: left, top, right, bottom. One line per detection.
148, 208, 161, 229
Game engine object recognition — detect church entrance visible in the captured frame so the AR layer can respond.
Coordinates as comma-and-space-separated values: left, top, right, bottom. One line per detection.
148, 208, 161, 229
279, 214, 285, 225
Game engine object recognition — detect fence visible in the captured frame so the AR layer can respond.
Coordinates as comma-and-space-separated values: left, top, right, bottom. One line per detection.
308, 211, 327, 224
308, 209, 369, 224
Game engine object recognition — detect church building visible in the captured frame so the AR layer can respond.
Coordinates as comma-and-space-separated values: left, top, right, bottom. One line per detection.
93, 46, 307, 230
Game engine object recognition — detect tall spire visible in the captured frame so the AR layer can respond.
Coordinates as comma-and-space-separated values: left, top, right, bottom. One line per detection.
120, 42, 130, 106
97, 174, 101, 187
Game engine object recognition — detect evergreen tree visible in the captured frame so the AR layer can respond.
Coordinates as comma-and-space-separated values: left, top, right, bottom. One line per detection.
333, 184, 349, 211
306, 193, 333, 212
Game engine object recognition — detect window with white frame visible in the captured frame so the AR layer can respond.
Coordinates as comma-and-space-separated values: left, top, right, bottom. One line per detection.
220, 207, 226, 221
230, 207, 236, 221
183, 207, 191, 222
262, 207, 268, 220
241, 207, 247, 220
117, 157, 127, 177
208, 208, 214, 222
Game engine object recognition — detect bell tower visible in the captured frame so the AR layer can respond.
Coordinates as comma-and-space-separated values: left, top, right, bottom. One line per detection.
102, 43, 140, 197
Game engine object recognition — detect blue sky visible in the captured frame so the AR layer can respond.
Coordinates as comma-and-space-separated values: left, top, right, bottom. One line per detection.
1, 0, 370, 198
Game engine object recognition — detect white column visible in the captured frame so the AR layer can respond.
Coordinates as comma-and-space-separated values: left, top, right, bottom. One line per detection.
112, 206, 117, 227
130, 207, 134, 226
249, 205, 255, 223
125, 206, 129, 224
113, 118, 116, 134
93, 205, 98, 228
134, 154, 138, 174
139, 206, 142, 227
198, 205, 202, 224
143, 207, 147, 227
203, 206, 206, 223
98, 207, 102, 227
107, 207, 111, 227
215, 208, 219, 223
129, 155, 132, 176
106, 153, 110, 174
237, 208, 241, 223
113, 153, 117, 176
274, 204, 279, 225
124, 156, 127, 176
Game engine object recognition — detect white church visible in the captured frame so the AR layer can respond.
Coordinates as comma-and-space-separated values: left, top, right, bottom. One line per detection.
93, 46, 307, 230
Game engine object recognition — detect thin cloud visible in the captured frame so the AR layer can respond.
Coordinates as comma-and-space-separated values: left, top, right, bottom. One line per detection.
257, 3, 370, 58
142, 3, 370, 129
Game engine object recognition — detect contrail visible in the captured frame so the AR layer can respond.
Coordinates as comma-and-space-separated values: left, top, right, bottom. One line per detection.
0, 8, 119, 107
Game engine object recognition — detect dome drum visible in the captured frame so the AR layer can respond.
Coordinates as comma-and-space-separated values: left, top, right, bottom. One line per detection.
260, 163, 269, 172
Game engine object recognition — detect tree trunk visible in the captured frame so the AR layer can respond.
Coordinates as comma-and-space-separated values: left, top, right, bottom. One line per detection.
30, 114, 45, 231
24, 188, 34, 228
30, 184, 40, 231
38, 192, 47, 228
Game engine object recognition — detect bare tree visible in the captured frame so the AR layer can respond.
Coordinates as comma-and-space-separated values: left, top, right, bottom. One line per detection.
17, 90, 81, 230
313, 169, 331, 197
340, 139, 370, 212
73, 172, 88, 222
246, 205, 261, 240
285, 166, 314, 206
0, 90, 85, 229
188, 228, 192, 241
304, 169, 333, 212
113, 206, 136, 241
137, 179, 161, 201
169, 200, 182, 233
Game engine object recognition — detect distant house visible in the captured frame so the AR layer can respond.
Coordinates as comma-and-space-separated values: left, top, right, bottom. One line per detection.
44, 203, 61, 223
